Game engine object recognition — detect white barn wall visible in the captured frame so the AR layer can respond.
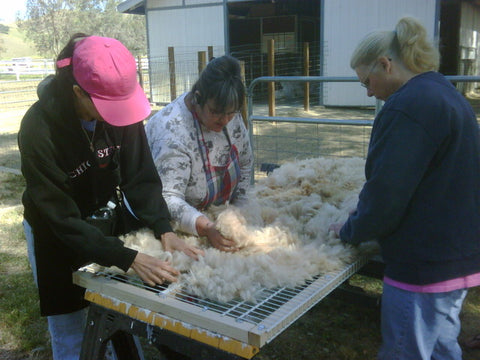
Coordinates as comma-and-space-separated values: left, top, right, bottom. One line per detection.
146, 0, 225, 102
147, 1, 225, 56
140, 0, 439, 105
322, 0, 438, 107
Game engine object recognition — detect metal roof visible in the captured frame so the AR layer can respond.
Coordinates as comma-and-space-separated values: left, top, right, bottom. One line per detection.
117, 0, 145, 15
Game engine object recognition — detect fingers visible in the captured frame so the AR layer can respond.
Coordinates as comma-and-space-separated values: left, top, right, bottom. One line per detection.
184, 246, 205, 260
214, 238, 239, 252
132, 253, 180, 286
149, 266, 178, 286
161, 232, 205, 260
206, 227, 239, 252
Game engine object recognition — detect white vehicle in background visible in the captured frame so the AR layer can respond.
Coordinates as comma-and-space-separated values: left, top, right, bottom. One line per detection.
7, 57, 33, 72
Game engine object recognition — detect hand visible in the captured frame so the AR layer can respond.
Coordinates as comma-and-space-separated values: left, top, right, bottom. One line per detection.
205, 223, 238, 252
196, 215, 238, 252
161, 232, 204, 260
328, 223, 344, 238
130, 252, 179, 286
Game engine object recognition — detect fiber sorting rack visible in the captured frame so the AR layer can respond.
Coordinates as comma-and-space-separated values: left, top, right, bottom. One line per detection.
74, 256, 368, 359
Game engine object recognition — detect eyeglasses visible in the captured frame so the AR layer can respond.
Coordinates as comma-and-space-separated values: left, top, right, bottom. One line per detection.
360, 62, 378, 89
206, 104, 239, 118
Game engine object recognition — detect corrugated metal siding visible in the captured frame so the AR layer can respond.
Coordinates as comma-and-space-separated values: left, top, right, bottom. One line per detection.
323, 0, 437, 106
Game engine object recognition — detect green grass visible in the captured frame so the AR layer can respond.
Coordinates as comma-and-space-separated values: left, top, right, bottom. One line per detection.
0, 74, 46, 81
0, 175, 50, 359
0, 23, 39, 60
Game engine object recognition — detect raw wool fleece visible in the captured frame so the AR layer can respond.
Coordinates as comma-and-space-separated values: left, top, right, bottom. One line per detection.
109, 156, 378, 303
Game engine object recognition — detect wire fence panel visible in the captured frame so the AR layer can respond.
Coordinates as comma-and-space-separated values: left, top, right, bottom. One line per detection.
2, 57, 480, 176
247, 76, 480, 180
249, 104, 374, 180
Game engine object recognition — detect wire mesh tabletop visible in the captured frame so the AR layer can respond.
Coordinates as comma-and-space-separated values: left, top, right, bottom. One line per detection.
74, 255, 368, 348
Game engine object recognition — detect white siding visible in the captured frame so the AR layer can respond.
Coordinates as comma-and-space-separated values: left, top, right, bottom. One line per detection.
148, 0, 182, 8
185, 0, 223, 5
148, 0, 223, 9
146, 1, 225, 102
323, 0, 438, 106
147, 5, 224, 52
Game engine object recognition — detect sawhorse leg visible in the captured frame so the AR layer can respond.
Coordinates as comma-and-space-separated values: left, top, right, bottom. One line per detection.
80, 303, 143, 360
80, 303, 248, 360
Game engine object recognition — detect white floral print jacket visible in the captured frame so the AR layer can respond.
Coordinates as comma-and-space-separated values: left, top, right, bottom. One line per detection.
145, 93, 253, 235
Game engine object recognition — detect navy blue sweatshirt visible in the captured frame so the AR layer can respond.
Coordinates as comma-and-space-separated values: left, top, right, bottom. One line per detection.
340, 71, 480, 285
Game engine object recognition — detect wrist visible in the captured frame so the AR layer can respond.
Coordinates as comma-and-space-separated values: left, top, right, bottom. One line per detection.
159, 231, 173, 242
196, 216, 215, 236
205, 221, 216, 234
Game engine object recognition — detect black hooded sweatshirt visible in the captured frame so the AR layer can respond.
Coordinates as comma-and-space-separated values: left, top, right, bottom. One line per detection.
18, 77, 173, 316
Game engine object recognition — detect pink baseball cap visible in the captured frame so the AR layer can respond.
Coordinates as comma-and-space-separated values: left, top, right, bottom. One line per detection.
69, 36, 151, 126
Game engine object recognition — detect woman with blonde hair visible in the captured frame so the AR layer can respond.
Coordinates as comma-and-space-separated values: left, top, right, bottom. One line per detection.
330, 17, 480, 359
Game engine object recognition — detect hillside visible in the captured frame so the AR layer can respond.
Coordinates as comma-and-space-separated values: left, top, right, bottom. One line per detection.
0, 23, 39, 60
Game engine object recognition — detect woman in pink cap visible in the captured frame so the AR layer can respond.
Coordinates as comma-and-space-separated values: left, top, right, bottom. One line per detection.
18, 33, 203, 360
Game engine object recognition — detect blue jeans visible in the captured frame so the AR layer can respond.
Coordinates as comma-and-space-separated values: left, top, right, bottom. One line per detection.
23, 220, 130, 360
24, 220, 88, 359
378, 282, 467, 360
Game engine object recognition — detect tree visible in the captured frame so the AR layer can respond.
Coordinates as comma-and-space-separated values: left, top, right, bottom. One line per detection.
17, 0, 146, 59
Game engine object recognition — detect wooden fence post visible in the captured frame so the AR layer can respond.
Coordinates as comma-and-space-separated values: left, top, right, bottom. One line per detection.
268, 39, 275, 117
198, 51, 207, 75
208, 46, 214, 61
240, 60, 248, 128
168, 47, 176, 101
303, 42, 310, 111
137, 55, 144, 91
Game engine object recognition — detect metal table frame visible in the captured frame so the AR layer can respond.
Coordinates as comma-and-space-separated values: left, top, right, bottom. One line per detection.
75, 256, 371, 359
80, 301, 245, 360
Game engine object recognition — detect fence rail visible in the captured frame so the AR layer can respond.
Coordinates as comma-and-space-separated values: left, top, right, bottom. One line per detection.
246, 75, 480, 180
2, 74, 480, 175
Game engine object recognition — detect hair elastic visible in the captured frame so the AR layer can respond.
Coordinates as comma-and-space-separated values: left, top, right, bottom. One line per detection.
56, 57, 72, 68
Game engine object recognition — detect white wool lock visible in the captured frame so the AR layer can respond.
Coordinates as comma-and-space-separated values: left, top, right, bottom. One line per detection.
104, 156, 379, 303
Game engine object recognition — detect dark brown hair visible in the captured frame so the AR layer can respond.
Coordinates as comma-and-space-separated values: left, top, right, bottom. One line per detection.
191, 55, 245, 113
50, 33, 89, 116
